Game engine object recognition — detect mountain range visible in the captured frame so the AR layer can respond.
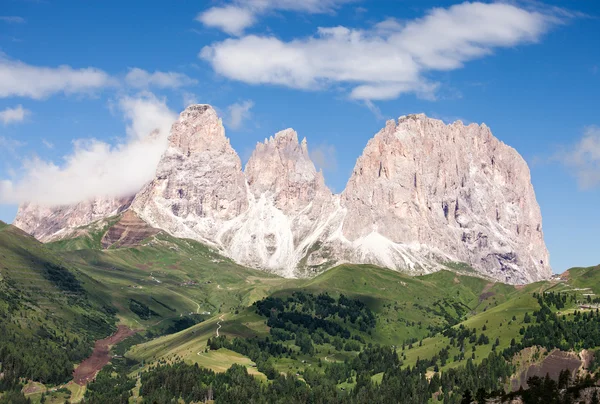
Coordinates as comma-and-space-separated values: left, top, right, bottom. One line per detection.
14, 105, 551, 284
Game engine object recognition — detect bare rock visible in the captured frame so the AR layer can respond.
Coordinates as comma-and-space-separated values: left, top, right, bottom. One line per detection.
13, 106, 551, 284
101, 210, 159, 249
131, 104, 248, 244
13, 196, 133, 242
332, 114, 550, 283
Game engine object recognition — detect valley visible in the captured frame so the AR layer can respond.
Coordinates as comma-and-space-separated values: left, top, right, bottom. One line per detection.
1, 216, 599, 403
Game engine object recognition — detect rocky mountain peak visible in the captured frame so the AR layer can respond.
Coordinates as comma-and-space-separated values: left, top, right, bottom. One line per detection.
168, 104, 230, 156
245, 127, 330, 214
339, 113, 550, 284
13, 107, 552, 284
131, 104, 248, 242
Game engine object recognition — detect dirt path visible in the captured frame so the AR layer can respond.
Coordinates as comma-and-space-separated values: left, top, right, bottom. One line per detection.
216, 315, 224, 337
197, 315, 225, 356
73, 325, 137, 386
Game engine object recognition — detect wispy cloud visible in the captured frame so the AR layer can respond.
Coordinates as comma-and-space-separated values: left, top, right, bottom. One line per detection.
182, 91, 198, 107
0, 92, 177, 205
0, 16, 25, 24
196, 0, 356, 36
0, 105, 29, 125
201, 2, 570, 101
41, 139, 54, 149
0, 136, 25, 155
310, 143, 337, 173
553, 126, 600, 189
226, 100, 254, 130
0, 55, 114, 99
125, 68, 197, 89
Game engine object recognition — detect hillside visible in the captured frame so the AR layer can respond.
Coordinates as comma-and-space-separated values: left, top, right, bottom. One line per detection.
2, 218, 600, 403
0, 224, 116, 390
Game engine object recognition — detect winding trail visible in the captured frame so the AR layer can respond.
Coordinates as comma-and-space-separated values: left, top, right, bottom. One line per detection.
216, 315, 224, 337
197, 315, 225, 356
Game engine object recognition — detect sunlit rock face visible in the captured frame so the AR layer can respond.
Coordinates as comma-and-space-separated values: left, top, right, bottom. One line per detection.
14, 106, 551, 284
335, 114, 550, 284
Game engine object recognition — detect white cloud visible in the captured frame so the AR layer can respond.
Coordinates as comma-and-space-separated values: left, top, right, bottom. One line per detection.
226, 100, 254, 130
556, 126, 600, 189
0, 56, 114, 99
0, 92, 177, 205
197, 6, 256, 36
0, 137, 24, 155
310, 143, 337, 172
0, 16, 25, 24
125, 68, 198, 89
0, 105, 29, 125
197, 0, 356, 35
41, 139, 54, 149
201, 2, 565, 100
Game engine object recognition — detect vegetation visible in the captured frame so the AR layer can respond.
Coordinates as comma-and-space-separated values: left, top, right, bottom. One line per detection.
0, 225, 115, 390
4, 217, 600, 403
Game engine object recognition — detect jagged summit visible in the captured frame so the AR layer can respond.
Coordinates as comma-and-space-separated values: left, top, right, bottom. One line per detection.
13, 109, 551, 284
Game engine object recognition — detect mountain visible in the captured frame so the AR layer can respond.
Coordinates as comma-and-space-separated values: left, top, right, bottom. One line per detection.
13, 106, 551, 284
14, 195, 133, 242
334, 114, 549, 284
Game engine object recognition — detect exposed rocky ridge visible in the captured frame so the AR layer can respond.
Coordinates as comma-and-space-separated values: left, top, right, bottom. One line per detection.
100, 210, 159, 249
13, 106, 551, 284
13, 196, 133, 242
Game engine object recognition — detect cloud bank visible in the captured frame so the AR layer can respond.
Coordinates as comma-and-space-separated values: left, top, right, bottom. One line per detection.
200, 2, 565, 100
0, 93, 177, 205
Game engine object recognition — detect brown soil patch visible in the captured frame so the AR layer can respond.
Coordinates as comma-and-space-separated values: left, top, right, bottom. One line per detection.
136, 263, 151, 270
512, 349, 582, 391
102, 210, 160, 249
22, 382, 45, 395
73, 325, 137, 386
478, 282, 496, 302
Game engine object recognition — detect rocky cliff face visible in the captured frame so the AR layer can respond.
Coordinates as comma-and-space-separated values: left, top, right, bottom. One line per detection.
331, 114, 550, 284
131, 104, 248, 245
13, 106, 551, 284
13, 196, 133, 242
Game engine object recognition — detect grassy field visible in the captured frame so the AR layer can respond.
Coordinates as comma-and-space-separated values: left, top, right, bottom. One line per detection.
124, 263, 531, 378
57, 232, 292, 328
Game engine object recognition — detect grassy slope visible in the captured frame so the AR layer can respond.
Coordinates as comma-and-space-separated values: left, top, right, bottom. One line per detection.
0, 224, 115, 334
45, 216, 121, 252
57, 232, 292, 329
401, 268, 600, 373
0, 224, 116, 389
127, 264, 525, 377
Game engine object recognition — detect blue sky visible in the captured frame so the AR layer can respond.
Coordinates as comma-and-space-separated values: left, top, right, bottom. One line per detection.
0, 0, 598, 273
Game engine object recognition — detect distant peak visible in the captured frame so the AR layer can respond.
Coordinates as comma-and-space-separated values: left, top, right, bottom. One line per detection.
398, 113, 427, 122
179, 104, 218, 122
273, 128, 298, 143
